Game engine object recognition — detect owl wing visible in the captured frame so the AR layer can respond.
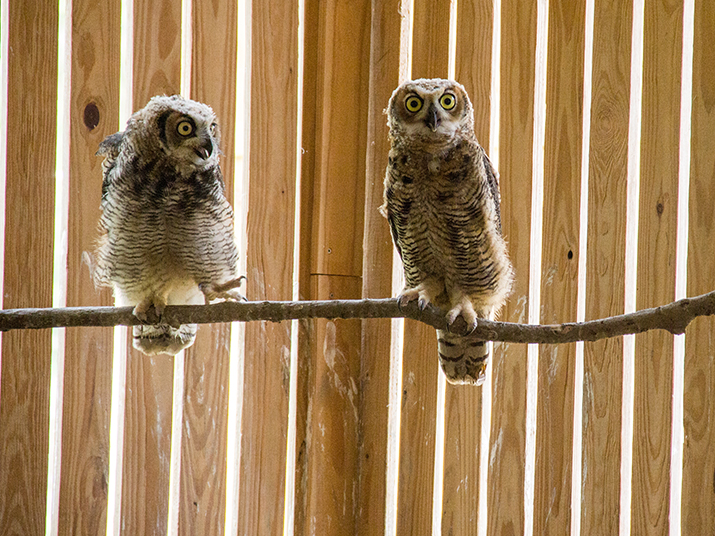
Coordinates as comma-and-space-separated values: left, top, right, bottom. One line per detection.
386, 210, 404, 262
381, 175, 405, 262
97, 131, 124, 198
481, 151, 503, 233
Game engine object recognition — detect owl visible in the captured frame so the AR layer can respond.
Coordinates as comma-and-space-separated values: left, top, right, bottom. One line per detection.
381, 79, 513, 385
93, 95, 245, 355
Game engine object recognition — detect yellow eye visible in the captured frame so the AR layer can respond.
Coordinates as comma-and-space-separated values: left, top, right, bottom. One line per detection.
405, 95, 423, 113
440, 93, 456, 110
177, 120, 194, 136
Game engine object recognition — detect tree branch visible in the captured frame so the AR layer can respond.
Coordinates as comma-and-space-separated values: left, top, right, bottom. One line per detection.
1, 290, 714, 344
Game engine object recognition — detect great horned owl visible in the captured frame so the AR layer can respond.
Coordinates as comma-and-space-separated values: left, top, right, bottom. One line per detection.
381, 79, 513, 385
93, 95, 245, 355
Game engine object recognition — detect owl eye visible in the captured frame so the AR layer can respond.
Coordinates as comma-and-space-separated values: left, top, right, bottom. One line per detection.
439, 93, 456, 110
405, 95, 423, 113
176, 120, 194, 137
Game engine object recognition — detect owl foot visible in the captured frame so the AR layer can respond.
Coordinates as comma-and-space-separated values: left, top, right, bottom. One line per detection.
200, 276, 247, 304
133, 296, 167, 324
446, 299, 478, 333
397, 279, 443, 310
397, 287, 421, 308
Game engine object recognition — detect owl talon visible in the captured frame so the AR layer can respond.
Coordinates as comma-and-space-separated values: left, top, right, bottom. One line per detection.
200, 276, 247, 304
133, 298, 166, 324
397, 288, 419, 308
133, 307, 149, 323
446, 299, 478, 334
133, 299, 152, 323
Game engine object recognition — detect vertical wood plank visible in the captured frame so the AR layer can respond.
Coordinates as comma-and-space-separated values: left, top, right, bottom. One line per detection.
357, 1, 403, 533
58, 0, 120, 533
294, 0, 320, 530
238, 0, 299, 532
410, 0, 451, 80
304, 276, 363, 535
132, 0, 182, 101
581, 1, 632, 533
682, 0, 715, 531
0, 1, 57, 534
396, 1, 450, 533
487, 0, 536, 533
631, 1, 682, 533
297, 0, 371, 533
534, 0, 585, 532
307, 0, 370, 280
120, 0, 182, 532
440, 1, 493, 532
177, 1, 238, 533
455, 0, 493, 148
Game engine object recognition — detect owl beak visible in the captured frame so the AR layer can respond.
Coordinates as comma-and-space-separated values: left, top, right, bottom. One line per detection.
425, 104, 441, 131
194, 138, 213, 160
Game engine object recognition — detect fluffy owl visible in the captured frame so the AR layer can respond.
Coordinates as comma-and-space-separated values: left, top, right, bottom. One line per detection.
381, 79, 513, 385
93, 95, 245, 355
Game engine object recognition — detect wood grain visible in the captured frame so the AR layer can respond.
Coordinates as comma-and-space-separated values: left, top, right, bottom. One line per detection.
132, 0, 181, 102
534, 0, 585, 532
58, 0, 120, 533
177, 0, 238, 533
440, 1, 494, 533
486, 0, 536, 533
294, 0, 319, 531
631, 1, 683, 533
120, 0, 182, 532
120, 355, 175, 534
682, 0, 715, 531
308, 0, 370, 279
410, 0, 451, 80
304, 275, 362, 535
581, 0, 633, 533
0, 1, 58, 534
397, 321, 440, 534
296, 0, 371, 533
455, 0, 493, 149
357, 0, 403, 533
237, 0, 299, 532
395, 1, 450, 533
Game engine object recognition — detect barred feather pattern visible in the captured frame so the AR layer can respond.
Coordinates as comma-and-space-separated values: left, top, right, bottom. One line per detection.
93, 95, 240, 355
381, 79, 513, 385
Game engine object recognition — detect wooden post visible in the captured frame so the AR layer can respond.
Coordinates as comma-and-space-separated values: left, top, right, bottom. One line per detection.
683, 0, 715, 531
631, 0, 683, 533
237, 0, 299, 533
486, 0, 537, 533
58, 0, 120, 533
534, 0, 585, 532
581, 0, 633, 532
296, 0, 371, 533
0, 1, 58, 533
120, 0, 182, 532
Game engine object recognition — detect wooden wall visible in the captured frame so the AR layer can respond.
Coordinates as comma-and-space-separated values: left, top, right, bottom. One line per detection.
0, 0, 712, 534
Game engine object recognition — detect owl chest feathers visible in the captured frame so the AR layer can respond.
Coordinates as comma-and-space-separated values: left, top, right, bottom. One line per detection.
385, 140, 507, 297
99, 154, 236, 291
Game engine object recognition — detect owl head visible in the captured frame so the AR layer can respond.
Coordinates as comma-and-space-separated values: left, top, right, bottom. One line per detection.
128, 95, 221, 169
387, 78, 474, 144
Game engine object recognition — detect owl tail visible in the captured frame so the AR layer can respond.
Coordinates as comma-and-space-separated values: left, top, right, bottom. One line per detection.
436, 329, 489, 385
132, 323, 198, 356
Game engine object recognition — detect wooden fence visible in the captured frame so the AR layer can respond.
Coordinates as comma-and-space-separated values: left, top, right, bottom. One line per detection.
0, 0, 713, 534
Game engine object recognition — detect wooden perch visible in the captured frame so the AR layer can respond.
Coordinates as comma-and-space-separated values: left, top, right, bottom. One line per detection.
1, 290, 714, 344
